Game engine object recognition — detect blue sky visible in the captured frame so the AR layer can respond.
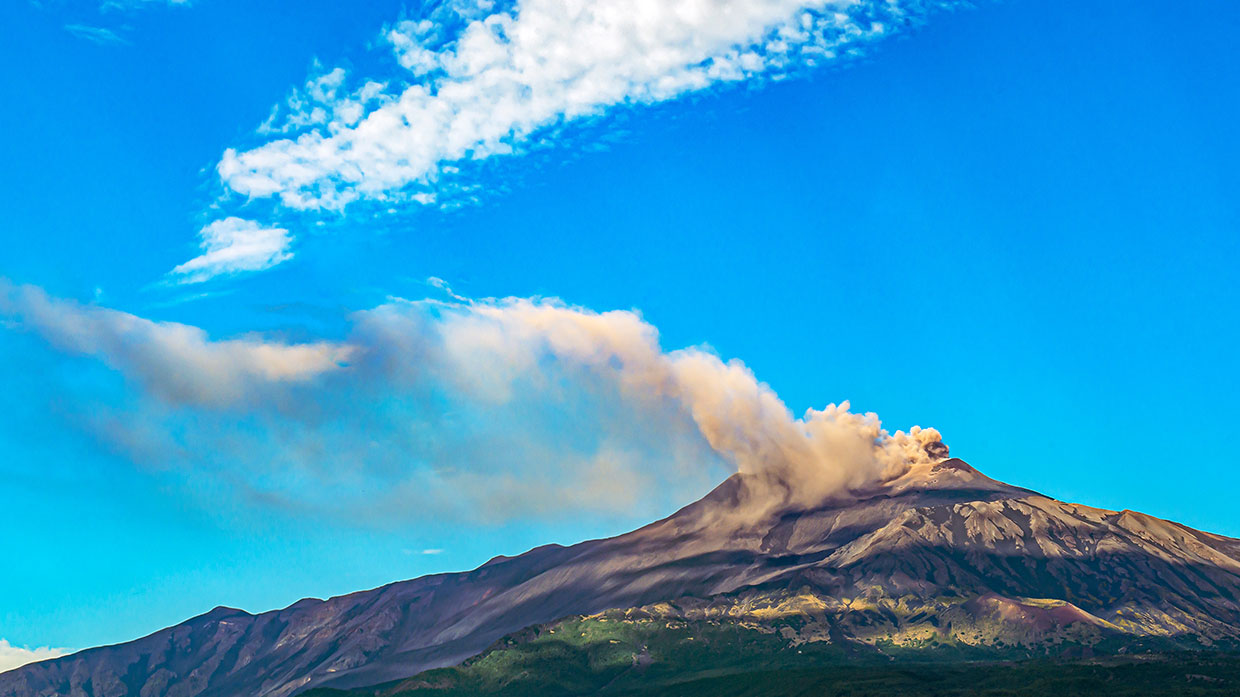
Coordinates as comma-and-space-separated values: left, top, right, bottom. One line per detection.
1, 0, 1238, 664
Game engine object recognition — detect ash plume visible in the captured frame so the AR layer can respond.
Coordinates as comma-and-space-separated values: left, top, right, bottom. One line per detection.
1, 280, 944, 522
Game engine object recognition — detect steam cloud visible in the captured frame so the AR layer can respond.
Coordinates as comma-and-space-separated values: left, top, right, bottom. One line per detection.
1, 279, 943, 522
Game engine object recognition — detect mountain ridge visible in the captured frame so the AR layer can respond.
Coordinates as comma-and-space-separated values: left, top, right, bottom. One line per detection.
4, 456, 1239, 697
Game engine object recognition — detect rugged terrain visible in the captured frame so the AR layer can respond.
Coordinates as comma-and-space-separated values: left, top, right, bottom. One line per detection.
4, 455, 1240, 697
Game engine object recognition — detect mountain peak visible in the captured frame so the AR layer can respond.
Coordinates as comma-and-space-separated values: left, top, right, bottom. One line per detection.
4, 458, 1238, 697
671, 450, 1027, 536
877, 456, 1033, 497
200, 605, 249, 620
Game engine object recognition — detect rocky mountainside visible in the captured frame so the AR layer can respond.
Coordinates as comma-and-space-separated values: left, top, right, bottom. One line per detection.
4, 455, 1240, 697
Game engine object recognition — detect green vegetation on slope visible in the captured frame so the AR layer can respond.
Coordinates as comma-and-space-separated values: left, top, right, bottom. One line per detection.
304, 610, 1240, 697
602, 657, 1240, 697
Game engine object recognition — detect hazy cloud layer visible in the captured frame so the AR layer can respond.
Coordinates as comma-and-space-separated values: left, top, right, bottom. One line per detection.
170, 217, 294, 283
220, 0, 954, 211
1, 281, 942, 523
0, 640, 67, 675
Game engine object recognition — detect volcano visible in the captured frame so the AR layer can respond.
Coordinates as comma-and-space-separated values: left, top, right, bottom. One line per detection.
4, 451, 1240, 697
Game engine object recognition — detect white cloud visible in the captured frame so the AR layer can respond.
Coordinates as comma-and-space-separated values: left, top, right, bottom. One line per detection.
256, 67, 389, 137
170, 217, 294, 284
0, 640, 68, 675
218, 0, 953, 211
64, 24, 130, 46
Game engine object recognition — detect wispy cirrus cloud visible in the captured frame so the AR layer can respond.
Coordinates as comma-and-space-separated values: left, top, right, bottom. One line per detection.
57, 0, 192, 46
0, 640, 68, 674
169, 217, 294, 284
100, 0, 192, 9
64, 23, 130, 45
218, 0, 956, 212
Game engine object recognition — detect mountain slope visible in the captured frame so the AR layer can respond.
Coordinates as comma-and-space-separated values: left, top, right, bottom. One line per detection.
4, 456, 1240, 697
305, 621, 1240, 697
